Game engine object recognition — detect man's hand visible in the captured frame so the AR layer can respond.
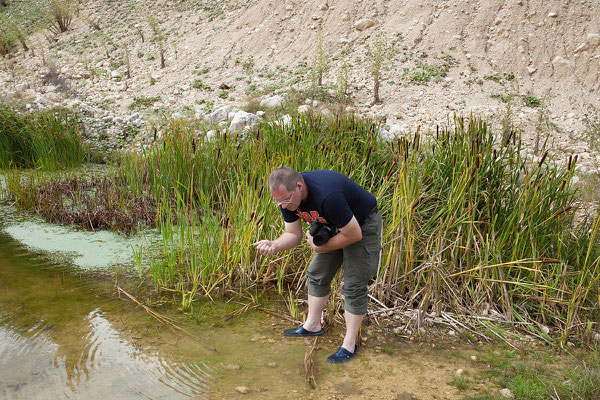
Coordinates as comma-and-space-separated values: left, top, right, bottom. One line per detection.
252, 240, 279, 256
253, 221, 303, 256
305, 230, 319, 252
306, 216, 362, 253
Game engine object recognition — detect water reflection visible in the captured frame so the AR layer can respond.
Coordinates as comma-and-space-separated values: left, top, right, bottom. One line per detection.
0, 310, 212, 399
0, 229, 212, 399
0, 207, 308, 399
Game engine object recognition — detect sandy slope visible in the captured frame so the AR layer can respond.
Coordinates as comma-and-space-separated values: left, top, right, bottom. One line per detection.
1, 0, 599, 167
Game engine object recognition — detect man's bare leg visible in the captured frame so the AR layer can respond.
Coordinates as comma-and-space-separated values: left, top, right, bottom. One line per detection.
341, 310, 364, 353
302, 294, 328, 331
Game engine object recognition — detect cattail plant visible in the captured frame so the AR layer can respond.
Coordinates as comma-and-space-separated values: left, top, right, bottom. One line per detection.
0, 106, 86, 170
4, 110, 599, 342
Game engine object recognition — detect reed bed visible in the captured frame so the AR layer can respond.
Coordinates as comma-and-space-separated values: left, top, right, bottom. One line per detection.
0, 106, 86, 170
2, 109, 598, 341
114, 114, 598, 341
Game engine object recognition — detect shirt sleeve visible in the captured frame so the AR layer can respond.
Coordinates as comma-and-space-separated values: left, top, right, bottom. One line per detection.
280, 207, 299, 223
321, 192, 354, 228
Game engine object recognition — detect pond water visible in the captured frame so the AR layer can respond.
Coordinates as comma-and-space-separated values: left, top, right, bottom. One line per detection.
0, 207, 468, 400
0, 211, 311, 399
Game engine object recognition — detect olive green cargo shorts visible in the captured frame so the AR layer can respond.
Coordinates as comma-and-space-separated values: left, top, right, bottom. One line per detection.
306, 209, 382, 315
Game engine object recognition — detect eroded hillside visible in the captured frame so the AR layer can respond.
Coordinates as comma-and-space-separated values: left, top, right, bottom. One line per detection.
1, 0, 599, 169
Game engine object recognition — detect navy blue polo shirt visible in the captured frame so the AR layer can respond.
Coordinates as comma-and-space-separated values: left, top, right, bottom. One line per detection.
280, 170, 377, 228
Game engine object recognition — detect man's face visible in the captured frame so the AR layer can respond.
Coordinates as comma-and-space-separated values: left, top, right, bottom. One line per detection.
270, 183, 300, 211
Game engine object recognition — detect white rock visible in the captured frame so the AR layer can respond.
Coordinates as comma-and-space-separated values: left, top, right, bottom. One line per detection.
229, 110, 262, 131
548, 12, 558, 18
354, 18, 375, 31
297, 105, 310, 114
389, 124, 408, 137
111, 70, 121, 79
321, 108, 333, 118
209, 105, 232, 125
456, 369, 464, 376
551, 56, 576, 77
205, 130, 216, 141
256, 110, 265, 118
259, 94, 285, 108
276, 114, 292, 127
587, 34, 600, 49
305, 98, 313, 105
470, 355, 477, 361
541, 325, 550, 334
500, 388, 515, 398
235, 386, 250, 394
527, 65, 537, 74
379, 129, 394, 141
575, 42, 589, 53
312, 100, 321, 107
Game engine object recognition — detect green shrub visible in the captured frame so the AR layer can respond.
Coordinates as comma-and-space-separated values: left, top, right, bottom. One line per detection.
0, 27, 16, 55
192, 79, 209, 90
129, 96, 161, 110
48, 0, 75, 33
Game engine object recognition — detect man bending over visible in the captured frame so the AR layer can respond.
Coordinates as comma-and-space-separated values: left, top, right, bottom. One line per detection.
253, 167, 382, 363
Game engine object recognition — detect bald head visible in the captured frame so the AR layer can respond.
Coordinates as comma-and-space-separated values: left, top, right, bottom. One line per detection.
269, 167, 303, 191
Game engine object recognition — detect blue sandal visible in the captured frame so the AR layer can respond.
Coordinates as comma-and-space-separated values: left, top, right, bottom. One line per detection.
283, 325, 325, 337
327, 345, 358, 363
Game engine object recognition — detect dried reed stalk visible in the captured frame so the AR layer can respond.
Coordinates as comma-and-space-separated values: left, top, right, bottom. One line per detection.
304, 337, 318, 388
116, 286, 215, 351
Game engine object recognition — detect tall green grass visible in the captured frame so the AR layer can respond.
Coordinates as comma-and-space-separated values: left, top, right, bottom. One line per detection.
116, 113, 599, 341
0, 106, 86, 170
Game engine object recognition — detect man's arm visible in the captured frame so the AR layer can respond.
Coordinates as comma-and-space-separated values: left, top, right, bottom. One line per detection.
253, 220, 303, 256
306, 216, 362, 253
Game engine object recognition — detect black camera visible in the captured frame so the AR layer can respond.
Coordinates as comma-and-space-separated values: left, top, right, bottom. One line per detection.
309, 222, 338, 246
